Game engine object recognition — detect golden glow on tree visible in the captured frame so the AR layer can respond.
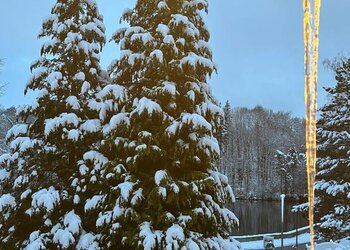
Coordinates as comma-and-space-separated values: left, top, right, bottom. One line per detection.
303, 0, 321, 249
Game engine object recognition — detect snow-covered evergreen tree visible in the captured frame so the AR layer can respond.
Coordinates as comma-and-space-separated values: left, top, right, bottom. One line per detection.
275, 147, 305, 196
314, 58, 350, 240
219, 101, 233, 146
0, 1, 115, 248
83, 0, 239, 249
219, 101, 233, 176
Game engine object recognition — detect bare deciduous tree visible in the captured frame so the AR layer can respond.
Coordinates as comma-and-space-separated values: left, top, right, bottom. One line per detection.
0, 58, 7, 97
0, 107, 16, 153
219, 104, 307, 200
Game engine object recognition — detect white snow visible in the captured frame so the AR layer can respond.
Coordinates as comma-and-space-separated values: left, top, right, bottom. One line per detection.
68, 129, 80, 141
80, 119, 101, 133
117, 182, 134, 201
171, 14, 189, 26
154, 170, 167, 186
27, 66, 47, 88
130, 32, 153, 44
166, 121, 180, 135
103, 113, 130, 135
25, 231, 45, 250
65, 31, 82, 45
0, 169, 10, 182
124, 26, 145, 36
150, 49, 164, 63
198, 136, 220, 155
83, 151, 108, 165
120, 49, 132, 58
10, 137, 40, 152
197, 40, 211, 51
96, 211, 112, 227
165, 224, 185, 250
339, 238, 350, 249
202, 98, 224, 118
131, 188, 144, 206
73, 195, 80, 204
64, 210, 81, 235
53, 228, 75, 249
132, 97, 162, 116
31, 187, 60, 212
158, 187, 167, 198
163, 35, 175, 45
156, 81, 177, 96
79, 164, 89, 176
187, 90, 195, 102
77, 233, 100, 250
81, 81, 91, 94
180, 52, 213, 70
186, 239, 200, 250
0, 153, 11, 164
46, 71, 63, 90
139, 222, 158, 250
316, 180, 349, 196
135, 144, 147, 151
128, 52, 145, 65
73, 72, 85, 81
182, 113, 212, 131
66, 96, 80, 110
6, 124, 29, 141
171, 183, 180, 193
78, 40, 100, 56
156, 24, 169, 37
21, 190, 32, 200
239, 233, 311, 249
13, 175, 28, 188
85, 195, 104, 211
176, 38, 185, 46
80, 21, 105, 40
96, 84, 126, 101
157, 1, 167, 9
0, 194, 16, 211
45, 113, 80, 136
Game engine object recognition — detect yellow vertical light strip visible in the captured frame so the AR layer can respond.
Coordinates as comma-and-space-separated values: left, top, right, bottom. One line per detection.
304, 0, 321, 249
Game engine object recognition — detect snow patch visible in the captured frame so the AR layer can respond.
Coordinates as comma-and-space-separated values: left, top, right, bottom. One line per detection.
155, 170, 167, 186
0, 194, 16, 211
31, 187, 60, 212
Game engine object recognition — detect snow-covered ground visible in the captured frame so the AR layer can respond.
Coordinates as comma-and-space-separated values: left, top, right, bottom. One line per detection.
240, 235, 350, 250
240, 233, 310, 249
339, 238, 350, 249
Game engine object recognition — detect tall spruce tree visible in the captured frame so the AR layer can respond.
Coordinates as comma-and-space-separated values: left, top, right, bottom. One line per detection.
85, 0, 240, 249
314, 58, 350, 240
0, 1, 116, 248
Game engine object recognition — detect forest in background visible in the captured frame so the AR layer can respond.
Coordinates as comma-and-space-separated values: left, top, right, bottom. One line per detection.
219, 103, 308, 200
0, 104, 308, 201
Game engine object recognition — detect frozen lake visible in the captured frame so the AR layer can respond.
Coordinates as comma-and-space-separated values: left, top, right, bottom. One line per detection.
231, 200, 308, 236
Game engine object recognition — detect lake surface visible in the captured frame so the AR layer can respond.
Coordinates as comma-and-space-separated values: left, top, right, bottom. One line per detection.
231, 200, 308, 236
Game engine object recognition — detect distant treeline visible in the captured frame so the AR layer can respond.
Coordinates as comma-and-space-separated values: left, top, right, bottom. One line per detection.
219, 103, 307, 200
0, 104, 308, 201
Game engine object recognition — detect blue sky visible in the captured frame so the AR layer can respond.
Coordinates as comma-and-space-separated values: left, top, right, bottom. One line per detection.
1, 0, 350, 117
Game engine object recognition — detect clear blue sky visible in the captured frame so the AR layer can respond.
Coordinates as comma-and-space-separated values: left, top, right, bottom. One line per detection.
1, 0, 350, 117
